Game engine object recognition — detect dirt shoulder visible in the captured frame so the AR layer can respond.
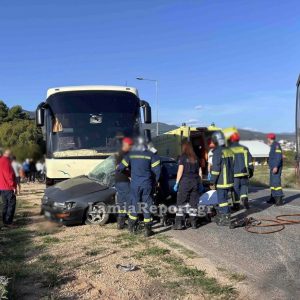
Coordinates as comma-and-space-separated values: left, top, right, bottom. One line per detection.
0, 184, 249, 299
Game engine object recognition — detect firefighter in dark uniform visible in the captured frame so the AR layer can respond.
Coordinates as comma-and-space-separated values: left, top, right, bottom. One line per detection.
266, 133, 284, 206
210, 131, 234, 226
115, 137, 133, 229
173, 141, 201, 230
117, 137, 161, 237
228, 131, 254, 210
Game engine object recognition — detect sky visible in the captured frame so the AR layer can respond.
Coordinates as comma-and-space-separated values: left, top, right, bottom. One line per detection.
0, 0, 299, 132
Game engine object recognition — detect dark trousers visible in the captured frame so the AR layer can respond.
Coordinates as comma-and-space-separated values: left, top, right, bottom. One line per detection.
233, 177, 249, 202
217, 188, 231, 214
270, 167, 283, 197
115, 181, 130, 217
176, 177, 199, 216
1, 190, 16, 225
129, 182, 153, 222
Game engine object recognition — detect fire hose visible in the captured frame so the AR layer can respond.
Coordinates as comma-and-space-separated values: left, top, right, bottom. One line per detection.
242, 214, 300, 234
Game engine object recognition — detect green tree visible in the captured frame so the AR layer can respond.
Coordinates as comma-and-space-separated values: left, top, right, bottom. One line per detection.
6, 105, 30, 122
0, 100, 9, 124
0, 119, 44, 161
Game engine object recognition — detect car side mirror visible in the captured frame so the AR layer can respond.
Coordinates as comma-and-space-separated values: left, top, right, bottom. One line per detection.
36, 102, 45, 127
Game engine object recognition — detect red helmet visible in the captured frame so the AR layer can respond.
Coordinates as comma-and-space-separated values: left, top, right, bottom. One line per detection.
122, 137, 134, 145
230, 132, 240, 143
266, 133, 276, 140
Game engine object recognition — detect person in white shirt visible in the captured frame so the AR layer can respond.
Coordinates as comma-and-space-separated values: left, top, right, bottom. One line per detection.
11, 156, 22, 195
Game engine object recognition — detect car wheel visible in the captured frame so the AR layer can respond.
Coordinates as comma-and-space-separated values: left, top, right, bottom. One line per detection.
85, 202, 109, 226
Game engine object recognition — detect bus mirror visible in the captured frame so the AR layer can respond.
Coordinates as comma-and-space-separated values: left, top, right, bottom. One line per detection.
36, 102, 45, 127
144, 129, 151, 142
140, 100, 152, 124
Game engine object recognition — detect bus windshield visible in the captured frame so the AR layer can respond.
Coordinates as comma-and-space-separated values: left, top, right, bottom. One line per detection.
46, 90, 140, 158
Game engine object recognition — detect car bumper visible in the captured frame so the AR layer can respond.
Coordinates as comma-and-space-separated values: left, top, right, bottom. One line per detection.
42, 205, 84, 225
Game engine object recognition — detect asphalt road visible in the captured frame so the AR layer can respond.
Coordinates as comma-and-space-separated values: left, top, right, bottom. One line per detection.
167, 188, 300, 299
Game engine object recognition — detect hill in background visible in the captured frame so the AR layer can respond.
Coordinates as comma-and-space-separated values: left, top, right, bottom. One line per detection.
144, 122, 295, 141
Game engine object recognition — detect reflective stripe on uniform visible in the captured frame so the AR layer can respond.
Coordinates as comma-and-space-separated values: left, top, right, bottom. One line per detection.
217, 183, 234, 188
275, 150, 282, 153
234, 172, 248, 177
128, 214, 138, 220
118, 210, 127, 214
129, 155, 151, 160
121, 159, 129, 167
211, 171, 220, 175
240, 194, 248, 199
231, 147, 245, 154
271, 186, 282, 190
151, 160, 160, 168
144, 218, 153, 223
223, 164, 227, 185
219, 202, 230, 207
222, 148, 234, 158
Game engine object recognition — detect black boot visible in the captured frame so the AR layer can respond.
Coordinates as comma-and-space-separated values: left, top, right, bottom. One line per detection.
267, 196, 275, 204
241, 197, 250, 209
173, 216, 184, 230
216, 214, 231, 227
232, 203, 241, 212
128, 218, 137, 234
275, 196, 284, 206
117, 216, 126, 230
189, 216, 198, 229
144, 223, 153, 237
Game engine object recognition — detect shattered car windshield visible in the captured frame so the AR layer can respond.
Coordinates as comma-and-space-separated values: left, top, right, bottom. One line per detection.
88, 156, 116, 187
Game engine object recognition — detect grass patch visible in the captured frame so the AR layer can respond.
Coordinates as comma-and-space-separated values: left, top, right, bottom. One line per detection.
217, 267, 246, 282
144, 267, 161, 278
134, 246, 170, 259
42, 236, 60, 244
163, 258, 236, 298
163, 255, 183, 266
85, 249, 101, 256
156, 234, 197, 258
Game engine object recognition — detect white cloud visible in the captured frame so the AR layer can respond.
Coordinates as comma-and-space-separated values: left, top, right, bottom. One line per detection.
195, 105, 203, 111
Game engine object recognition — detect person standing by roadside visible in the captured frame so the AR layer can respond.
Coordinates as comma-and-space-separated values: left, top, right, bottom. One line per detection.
173, 141, 201, 230
29, 159, 37, 183
226, 130, 254, 210
210, 131, 234, 227
266, 133, 284, 206
207, 139, 216, 181
0, 149, 17, 228
115, 137, 134, 230
23, 159, 30, 182
11, 156, 22, 195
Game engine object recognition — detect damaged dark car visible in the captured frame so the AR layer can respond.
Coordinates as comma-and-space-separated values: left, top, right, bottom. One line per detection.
41, 156, 178, 226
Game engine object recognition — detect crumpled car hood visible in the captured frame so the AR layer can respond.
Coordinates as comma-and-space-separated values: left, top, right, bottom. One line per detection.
45, 176, 108, 202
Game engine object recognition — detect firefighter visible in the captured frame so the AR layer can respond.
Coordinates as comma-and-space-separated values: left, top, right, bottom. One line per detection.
266, 133, 284, 205
173, 141, 201, 230
117, 137, 161, 237
115, 137, 133, 230
210, 131, 234, 226
227, 131, 254, 210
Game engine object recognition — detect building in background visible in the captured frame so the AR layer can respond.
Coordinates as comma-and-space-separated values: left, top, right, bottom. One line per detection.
240, 140, 270, 165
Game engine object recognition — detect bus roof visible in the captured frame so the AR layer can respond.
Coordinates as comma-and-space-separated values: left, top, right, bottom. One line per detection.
47, 85, 139, 98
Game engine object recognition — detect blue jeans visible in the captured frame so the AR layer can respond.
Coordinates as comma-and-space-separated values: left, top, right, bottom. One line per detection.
1, 190, 16, 225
